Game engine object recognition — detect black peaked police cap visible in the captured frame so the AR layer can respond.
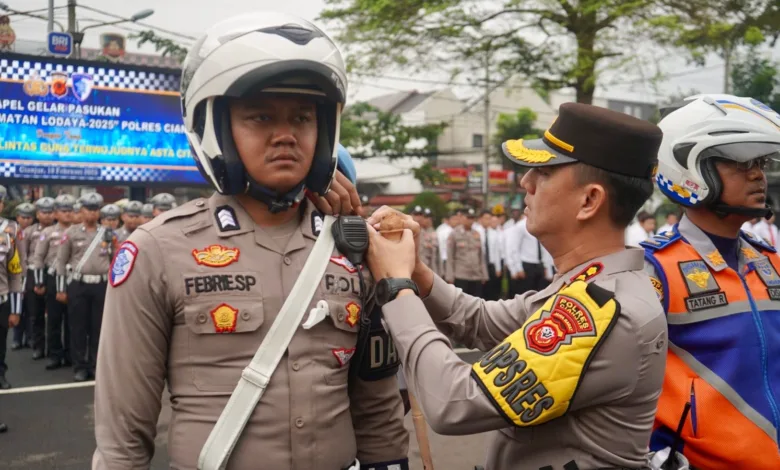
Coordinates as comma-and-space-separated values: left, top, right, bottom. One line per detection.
501, 102, 663, 179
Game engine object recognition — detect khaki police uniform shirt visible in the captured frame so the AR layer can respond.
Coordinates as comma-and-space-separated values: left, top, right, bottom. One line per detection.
30, 223, 69, 272
446, 227, 489, 282
56, 224, 115, 279
418, 228, 442, 276
0, 218, 22, 297
19, 223, 48, 272
93, 193, 408, 470
382, 249, 667, 469
115, 226, 132, 243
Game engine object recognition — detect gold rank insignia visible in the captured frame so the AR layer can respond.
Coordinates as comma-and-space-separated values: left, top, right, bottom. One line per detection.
503, 139, 557, 163
650, 277, 664, 302
706, 250, 726, 267
210, 303, 238, 333
569, 262, 603, 283
741, 247, 760, 260
192, 244, 240, 267
345, 301, 360, 327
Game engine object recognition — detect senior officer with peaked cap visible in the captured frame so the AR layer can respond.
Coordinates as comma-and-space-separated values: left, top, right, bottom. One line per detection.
366, 103, 669, 469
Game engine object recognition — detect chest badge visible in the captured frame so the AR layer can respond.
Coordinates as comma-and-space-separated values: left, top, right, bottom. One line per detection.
192, 245, 240, 267
753, 259, 780, 301
210, 303, 238, 333
332, 347, 356, 367
679, 260, 727, 311
330, 255, 359, 274
345, 301, 361, 327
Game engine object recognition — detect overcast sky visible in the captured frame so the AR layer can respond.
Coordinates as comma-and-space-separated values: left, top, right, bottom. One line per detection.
6, 0, 780, 105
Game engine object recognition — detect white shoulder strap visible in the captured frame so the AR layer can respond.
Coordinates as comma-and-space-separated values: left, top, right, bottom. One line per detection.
74, 226, 105, 275
198, 215, 337, 470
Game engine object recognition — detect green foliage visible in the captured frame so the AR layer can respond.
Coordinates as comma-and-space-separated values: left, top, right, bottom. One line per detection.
131, 30, 189, 63
320, 0, 667, 104
731, 51, 780, 111
647, 1, 779, 65
341, 102, 447, 158
412, 162, 449, 187
1, 200, 20, 220
403, 191, 449, 225
492, 108, 542, 164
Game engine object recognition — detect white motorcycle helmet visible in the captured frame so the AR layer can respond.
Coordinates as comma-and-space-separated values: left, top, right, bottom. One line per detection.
181, 12, 347, 213
656, 94, 780, 218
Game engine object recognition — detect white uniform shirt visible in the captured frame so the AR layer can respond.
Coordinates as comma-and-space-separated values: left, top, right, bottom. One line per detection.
625, 221, 651, 247
752, 219, 779, 248
503, 219, 553, 278
436, 223, 453, 261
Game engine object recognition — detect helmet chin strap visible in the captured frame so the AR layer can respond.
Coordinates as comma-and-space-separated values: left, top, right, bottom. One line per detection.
710, 201, 773, 220
245, 175, 306, 214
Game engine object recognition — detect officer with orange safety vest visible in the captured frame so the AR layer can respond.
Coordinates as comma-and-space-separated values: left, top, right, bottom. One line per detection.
643, 94, 780, 469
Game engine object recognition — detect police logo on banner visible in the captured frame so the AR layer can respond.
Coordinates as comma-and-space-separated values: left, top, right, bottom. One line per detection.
110, 241, 138, 287
71, 73, 93, 102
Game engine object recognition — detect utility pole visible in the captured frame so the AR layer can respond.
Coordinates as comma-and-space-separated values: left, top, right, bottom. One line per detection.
482, 44, 491, 204
67, 0, 83, 58
47, 0, 54, 33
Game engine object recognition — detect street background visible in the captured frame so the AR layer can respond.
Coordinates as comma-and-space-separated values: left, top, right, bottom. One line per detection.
0, 344, 487, 469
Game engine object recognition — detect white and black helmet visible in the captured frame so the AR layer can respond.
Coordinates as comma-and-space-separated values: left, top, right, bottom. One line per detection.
100, 204, 121, 220
15, 202, 35, 217
55, 194, 77, 211
141, 203, 154, 218
181, 12, 347, 213
79, 193, 104, 210
150, 193, 177, 211
124, 200, 144, 216
35, 197, 55, 213
657, 94, 780, 218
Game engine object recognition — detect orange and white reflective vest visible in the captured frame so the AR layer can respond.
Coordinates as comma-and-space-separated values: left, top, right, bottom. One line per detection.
643, 215, 780, 469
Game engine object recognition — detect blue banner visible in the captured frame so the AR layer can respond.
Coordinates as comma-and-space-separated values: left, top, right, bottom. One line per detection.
0, 55, 205, 185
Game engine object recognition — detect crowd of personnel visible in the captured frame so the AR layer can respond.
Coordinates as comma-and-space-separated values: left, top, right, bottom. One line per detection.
409, 205, 554, 301
0, 190, 177, 388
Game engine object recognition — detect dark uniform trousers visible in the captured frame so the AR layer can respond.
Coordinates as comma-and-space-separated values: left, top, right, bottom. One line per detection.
23, 273, 46, 351
454, 279, 483, 298
0, 299, 10, 375
67, 280, 106, 374
46, 274, 70, 363
485, 261, 503, 301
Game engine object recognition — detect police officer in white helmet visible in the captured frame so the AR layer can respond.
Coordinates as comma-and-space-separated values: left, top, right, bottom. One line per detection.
94, 12, 407, 470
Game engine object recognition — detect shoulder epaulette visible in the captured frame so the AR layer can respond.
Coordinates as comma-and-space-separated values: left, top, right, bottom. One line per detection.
741, 230, 777, 254
143, 199, 209, 232
640, 230, 681, 252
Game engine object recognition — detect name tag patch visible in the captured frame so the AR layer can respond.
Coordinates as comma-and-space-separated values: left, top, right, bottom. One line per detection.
685, 292, 728, 311
324, 273, 360, 296
184, 273, 257, 296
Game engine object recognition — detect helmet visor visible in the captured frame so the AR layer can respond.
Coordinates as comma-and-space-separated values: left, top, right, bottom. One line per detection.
701, 141, 780, 163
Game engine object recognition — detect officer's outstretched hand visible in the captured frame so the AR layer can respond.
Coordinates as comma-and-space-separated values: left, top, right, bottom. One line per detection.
56, 292, 67, 304
309, 170, 363, 217
366, 226, 416, 281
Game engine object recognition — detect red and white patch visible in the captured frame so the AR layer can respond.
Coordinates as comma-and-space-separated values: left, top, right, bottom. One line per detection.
109, 241, 138, 287
332, 347, 356, 367
330, 255, 359, 273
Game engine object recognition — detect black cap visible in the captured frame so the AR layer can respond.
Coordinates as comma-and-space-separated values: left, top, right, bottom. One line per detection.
501, 102, 662, 179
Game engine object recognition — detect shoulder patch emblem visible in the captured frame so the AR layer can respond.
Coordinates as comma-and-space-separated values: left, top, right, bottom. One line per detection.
525, 294, 596, 355
330, 255, 359, 273
332, 347, 356, 367
640, 231, 681, 251
192, 245, 240, 267
215, 206, 240, 232
7, 248, 22, 275
569, 262, 603, 283
650, 277, 664, 302
471, 280, 620, 428
210, 303, 238, 333
110, 241, 138, 287
741, 247, 760, 260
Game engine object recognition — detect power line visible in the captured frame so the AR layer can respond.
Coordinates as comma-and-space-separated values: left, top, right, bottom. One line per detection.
77, 3, 198, 41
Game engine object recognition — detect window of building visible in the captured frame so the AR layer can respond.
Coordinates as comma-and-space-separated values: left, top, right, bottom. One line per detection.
472, 134, 484, 148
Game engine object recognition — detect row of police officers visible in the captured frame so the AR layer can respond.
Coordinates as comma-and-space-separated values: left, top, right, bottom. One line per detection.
0, 190, 176, 385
